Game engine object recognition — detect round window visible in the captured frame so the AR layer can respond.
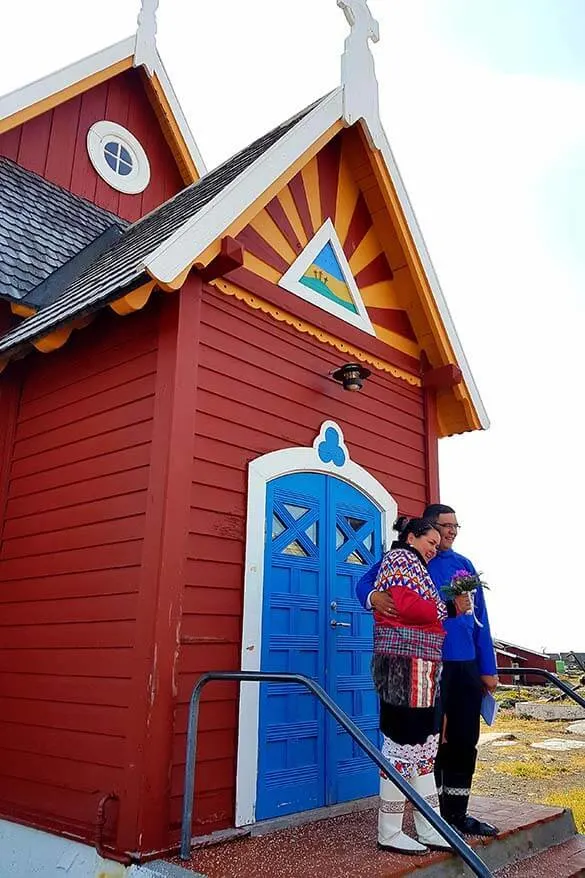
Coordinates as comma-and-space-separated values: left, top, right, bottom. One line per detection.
87, 121, 150, 195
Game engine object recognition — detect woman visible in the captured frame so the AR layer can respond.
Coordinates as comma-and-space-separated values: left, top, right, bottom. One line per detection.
372, 517, 450, 855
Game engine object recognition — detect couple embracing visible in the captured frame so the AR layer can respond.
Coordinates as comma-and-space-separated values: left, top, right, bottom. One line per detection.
356, 503, 498, 855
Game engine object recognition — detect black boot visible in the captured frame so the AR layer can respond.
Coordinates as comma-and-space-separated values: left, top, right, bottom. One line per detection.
449, 814, 498, 837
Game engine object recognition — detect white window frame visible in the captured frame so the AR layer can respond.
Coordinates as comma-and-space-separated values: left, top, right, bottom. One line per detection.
87, 120, 150, 195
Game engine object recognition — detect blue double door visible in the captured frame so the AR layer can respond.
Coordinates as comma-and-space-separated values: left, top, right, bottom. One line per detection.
256, 472, 383, 820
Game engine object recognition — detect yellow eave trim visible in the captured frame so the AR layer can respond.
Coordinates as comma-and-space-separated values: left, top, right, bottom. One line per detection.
0, 57, 134, 136
147, 73, 199, 185
367, 145, 480, 434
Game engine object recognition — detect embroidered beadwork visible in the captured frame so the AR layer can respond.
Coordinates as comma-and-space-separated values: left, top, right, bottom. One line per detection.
379, 798, 404, 814
442, 786, 470, 796
381, 733, 440, 779
375, 548, 447, 621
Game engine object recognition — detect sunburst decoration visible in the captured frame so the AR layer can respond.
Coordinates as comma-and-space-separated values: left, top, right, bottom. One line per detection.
236, 131, 420, 359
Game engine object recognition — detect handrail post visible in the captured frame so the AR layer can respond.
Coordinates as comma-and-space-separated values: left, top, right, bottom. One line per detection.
181, 672, 212, 861
179, 671, 491, 877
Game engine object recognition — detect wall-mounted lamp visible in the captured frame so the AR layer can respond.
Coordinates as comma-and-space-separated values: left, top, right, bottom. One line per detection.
331, 362, 371, 392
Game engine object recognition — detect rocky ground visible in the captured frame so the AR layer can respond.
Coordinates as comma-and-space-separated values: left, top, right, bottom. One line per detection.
472, 684, 585, 831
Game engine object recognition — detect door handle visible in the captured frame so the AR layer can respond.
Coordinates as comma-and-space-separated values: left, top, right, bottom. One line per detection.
330, 620, 351, 628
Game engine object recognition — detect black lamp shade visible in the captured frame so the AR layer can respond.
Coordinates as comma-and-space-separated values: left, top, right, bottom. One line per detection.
331, 363, 371, 392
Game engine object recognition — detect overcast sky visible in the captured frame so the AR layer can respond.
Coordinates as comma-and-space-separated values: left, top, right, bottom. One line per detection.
3, 1, 584, 652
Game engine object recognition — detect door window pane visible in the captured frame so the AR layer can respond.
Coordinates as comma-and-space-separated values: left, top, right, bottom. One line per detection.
336, 526, 347, 549
347, 549, 366, 565
284, 503, 309, 520
305, 520, 318, 546
272, 514, 286, 539
283, 540, 309, 557
347, 516, 366, 532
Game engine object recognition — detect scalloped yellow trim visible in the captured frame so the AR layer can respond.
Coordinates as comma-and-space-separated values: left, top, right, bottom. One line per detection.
109, 280, 156, 316
31, 314, 94, 353
212, 279, 421, 387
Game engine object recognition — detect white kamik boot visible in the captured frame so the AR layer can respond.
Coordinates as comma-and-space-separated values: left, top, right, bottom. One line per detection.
377, 776, 428, 855
411, 771, 452, 851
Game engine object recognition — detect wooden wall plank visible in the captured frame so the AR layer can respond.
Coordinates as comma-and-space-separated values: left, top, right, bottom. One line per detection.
0, 307, 158, 853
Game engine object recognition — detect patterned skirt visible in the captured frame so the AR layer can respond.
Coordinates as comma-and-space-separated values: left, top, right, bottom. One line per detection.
372, 646, 443, 778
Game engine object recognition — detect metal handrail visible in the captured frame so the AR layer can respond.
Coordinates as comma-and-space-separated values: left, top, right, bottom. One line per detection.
180, 671, 491, 877
496, 667, 585, 709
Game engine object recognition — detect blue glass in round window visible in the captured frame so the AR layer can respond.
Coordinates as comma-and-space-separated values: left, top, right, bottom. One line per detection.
103, 141, 133, 177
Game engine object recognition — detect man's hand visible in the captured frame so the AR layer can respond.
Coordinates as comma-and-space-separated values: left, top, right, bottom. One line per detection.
370, 590, 398, 618
481, 674, 499, 693
453, 594, 472, 615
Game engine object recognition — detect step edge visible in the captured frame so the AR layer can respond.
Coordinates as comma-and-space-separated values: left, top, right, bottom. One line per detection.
402, 809, 578, 878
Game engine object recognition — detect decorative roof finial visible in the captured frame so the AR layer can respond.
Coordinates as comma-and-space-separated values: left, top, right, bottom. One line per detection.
337, 0, 383, 148
337, 0, 380, 45
135, 0, 160, 76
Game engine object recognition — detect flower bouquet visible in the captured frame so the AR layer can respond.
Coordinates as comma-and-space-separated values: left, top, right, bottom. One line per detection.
442, 569, 488, 627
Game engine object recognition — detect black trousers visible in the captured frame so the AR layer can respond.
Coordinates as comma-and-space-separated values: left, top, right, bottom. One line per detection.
434, 660, 483, 821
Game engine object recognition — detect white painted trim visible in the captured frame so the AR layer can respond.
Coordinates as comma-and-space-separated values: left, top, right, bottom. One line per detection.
144, 89, 344, 284
150, 50, 207, 177
140, 81, 486, 430
367, 120, 489, 429
0, 37, 136, 123
87, 120, 151, 195
0, 36, 207, 180
235, 421, 397, 827
134, 0, 159, 77
279, 218, 375, 335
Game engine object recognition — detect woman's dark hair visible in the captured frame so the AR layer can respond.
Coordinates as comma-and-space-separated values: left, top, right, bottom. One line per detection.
393, 515, 439, 546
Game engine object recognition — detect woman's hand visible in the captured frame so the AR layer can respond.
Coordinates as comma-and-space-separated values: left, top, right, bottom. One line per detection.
370, 590, 398, 618
453, 594, 472, 615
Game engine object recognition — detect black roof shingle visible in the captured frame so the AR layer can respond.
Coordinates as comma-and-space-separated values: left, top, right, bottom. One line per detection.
0, 97, 324, 359
0, 157, 126, 303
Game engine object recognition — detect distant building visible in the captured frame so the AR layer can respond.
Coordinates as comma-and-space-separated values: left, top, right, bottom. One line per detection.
494, 639, 556, 685
548, 652, 585, 674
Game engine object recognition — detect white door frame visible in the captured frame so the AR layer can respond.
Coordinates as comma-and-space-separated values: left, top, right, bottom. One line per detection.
235, 420, 398, 826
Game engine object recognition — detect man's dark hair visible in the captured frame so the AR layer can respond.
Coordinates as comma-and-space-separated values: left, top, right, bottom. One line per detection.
423, 503, 456, 525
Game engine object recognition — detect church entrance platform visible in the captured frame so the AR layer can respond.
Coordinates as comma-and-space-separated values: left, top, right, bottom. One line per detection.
165, 796, 582, 877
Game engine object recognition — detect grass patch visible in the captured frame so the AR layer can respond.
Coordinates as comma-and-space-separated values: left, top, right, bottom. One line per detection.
546, 788, 585, 832
494, 759, 562, 779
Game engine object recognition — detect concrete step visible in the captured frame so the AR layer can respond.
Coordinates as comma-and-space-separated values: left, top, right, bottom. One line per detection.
493, 836, 585, 877
169, 796, 578, 877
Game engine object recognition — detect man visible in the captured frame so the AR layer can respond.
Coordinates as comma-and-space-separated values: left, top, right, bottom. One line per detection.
355, 503, 498, 837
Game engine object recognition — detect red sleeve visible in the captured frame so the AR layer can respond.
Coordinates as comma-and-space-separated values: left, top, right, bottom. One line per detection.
392, 587, 440, 625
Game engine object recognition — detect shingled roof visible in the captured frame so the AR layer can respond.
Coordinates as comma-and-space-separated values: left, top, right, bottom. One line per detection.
0, 158, 126, 303
0, 98, 323, 359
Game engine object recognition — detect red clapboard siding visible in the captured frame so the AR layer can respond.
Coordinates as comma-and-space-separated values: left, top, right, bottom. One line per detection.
172, 286, 429, 838
0, 307, 159, 846
0, 68, 184, 220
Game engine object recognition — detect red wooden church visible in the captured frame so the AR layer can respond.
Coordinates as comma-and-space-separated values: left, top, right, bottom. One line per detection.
0, 1, 488, 873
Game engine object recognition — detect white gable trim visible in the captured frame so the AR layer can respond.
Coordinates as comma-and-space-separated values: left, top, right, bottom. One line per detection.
279, 218, 375, 335
144, 89, 344, 284
368, 120, 489, 429
0, 36, 207, 179
235, 420, 397, 827
150, 50, 207, 177
140, 88, 487, 430
0, 37, 135, 123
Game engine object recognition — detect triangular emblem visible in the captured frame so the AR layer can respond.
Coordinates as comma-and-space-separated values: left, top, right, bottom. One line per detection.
279, 219, 374, 335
